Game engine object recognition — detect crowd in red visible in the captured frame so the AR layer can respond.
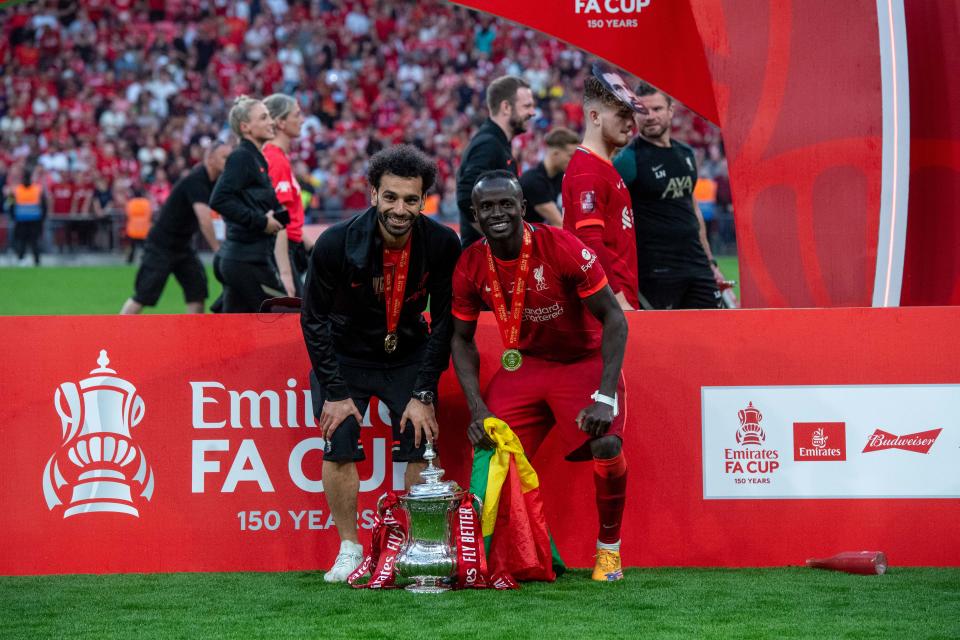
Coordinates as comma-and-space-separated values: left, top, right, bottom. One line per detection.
0, 0, 726, 229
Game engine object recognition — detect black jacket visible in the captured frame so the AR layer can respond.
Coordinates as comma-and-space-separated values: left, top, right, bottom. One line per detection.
209, 139, 282, 263
301, 207, 462, 400
456, 118, 517, 246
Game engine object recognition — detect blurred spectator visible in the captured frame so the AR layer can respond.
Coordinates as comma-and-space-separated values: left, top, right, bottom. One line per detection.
519, 126, 578, 227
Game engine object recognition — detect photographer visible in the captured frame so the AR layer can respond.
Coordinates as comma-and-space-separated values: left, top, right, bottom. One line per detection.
209, 96, 287, 312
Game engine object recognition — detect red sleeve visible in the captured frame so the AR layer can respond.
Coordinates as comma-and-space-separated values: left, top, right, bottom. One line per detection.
551, 229, 608, 297
265, 147, 297, 207
452, 254, 483, 322
576, 224, 623, 295
562, 172, 608, 230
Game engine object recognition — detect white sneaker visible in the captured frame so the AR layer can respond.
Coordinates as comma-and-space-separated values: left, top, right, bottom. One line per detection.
324, 540, 364, 583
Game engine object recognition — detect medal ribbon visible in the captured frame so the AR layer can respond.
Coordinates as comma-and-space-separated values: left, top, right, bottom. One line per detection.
484, 227, 533, 352
383, 240, 412, 339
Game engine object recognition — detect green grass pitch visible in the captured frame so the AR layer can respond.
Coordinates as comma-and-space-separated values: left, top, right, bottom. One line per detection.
1, 568, 958, 639
0, 257, 740, 316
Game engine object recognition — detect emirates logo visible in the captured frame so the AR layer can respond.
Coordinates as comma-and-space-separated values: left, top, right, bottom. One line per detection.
736, 402, 765, 447
42, 350, 155, 518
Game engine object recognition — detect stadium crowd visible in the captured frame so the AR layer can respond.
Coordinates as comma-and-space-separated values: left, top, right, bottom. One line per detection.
0, 0, 731, 252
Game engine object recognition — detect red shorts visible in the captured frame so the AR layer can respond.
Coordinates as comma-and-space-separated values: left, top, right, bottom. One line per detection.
484, 352, 627, 461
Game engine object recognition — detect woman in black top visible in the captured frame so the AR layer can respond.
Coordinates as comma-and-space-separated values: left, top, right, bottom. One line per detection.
209, 96, 286, 312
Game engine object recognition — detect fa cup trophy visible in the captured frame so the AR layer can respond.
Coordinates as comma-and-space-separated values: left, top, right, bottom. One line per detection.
394, 442, 465, 593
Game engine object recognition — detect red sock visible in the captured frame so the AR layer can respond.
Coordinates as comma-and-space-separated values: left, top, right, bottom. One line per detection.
593, 453, 628, 545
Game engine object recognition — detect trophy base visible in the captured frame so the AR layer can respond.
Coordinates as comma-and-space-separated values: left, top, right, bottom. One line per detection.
405, 577, 451, 594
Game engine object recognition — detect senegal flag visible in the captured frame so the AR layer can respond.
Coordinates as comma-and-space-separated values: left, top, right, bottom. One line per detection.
469, 418, 565, 581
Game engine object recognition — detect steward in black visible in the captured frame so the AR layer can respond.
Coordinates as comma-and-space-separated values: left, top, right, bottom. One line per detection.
148, 164, 214, 252
456, 118, 517, 247
301, 207, 461, 401
133, 164, 214, 306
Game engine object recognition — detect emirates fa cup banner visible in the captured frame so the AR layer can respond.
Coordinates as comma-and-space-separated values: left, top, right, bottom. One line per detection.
702, 385, 960, 499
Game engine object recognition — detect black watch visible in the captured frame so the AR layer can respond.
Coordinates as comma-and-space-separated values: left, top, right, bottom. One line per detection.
412, 390, 435, 405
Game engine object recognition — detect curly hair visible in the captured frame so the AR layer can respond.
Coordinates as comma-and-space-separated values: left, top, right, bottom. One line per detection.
367, 144, 438, 194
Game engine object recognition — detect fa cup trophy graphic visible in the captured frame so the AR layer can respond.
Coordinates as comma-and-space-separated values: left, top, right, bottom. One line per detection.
42, 350, 155, 517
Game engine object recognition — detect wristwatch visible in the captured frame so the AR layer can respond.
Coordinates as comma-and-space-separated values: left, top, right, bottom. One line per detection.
590, 390, 619, 417
412, 390, 435, 405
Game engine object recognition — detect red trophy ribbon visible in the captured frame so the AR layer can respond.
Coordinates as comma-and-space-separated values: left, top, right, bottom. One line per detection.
382, 241, 411, 354
806, 550, 888, 575
348, 492, 408, 589
485, 226, 533, 372
454, 495, 488, 588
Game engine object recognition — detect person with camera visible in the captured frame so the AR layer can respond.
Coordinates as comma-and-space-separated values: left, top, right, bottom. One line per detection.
209, 96, 288, 312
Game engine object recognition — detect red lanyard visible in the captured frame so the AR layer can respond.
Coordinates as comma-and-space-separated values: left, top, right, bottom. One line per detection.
383, 240, 411, 353
484, 227, 532, 355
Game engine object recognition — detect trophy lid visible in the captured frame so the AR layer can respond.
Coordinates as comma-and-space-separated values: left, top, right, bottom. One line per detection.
406, 441, 461, 499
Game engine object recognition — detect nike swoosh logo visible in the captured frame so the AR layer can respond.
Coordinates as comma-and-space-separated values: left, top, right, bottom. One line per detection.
652, 164, 663, 171
350, 282, 363, 288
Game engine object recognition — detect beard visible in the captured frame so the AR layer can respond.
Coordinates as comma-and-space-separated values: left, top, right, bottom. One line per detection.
642, 121, 668, 139
377, 206, 416, 238
508, 113, 529, 136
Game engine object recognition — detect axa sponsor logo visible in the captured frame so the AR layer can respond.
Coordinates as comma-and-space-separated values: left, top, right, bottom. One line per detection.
862, 428, 942, 454
724, 402, 780, 481
793, 422, 846, 461
42, 350, 155, 518
661, 175, 693, 199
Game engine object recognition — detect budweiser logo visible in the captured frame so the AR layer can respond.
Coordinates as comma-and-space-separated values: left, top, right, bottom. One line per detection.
862, 428, 942, 454
794, 422, 846, 461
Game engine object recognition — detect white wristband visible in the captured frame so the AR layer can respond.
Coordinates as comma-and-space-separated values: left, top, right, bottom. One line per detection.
590, 391, 619, 418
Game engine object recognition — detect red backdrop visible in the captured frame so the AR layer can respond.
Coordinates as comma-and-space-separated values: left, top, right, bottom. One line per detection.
1, 311, 958, 576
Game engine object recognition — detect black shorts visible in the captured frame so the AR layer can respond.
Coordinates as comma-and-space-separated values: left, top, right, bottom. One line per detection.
639, 275, 722, 310
133, 246, 208, 306
310, 356, 429, 463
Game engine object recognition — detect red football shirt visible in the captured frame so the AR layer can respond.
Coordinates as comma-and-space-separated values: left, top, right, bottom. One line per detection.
263, 143, 305, 243
50, 182, 75, 216
453, 224, 609, 363
562, 146, 639, 307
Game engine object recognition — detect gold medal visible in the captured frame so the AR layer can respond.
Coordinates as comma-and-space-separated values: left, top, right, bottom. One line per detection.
384, 332, 398, 353
501, 349, 522, 371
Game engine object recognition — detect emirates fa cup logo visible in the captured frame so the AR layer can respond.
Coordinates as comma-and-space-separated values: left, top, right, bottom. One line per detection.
42, 350, 155, 518
736, 402, 766, 447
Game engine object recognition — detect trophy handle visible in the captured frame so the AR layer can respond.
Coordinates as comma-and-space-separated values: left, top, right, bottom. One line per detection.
471, 493, 483, 515
376, 492, 390, 514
